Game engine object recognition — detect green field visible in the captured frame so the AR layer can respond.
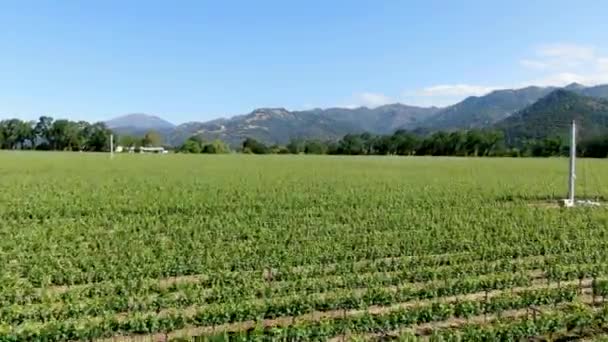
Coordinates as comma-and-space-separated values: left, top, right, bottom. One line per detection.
2, 152, 608, 341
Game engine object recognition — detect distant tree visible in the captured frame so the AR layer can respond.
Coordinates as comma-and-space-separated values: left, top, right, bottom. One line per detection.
419, 132, 449, 156
286, 139, 306, 154
203, 140, 230, 154
47, 120, 81, 150
142, 130, 163, 147
464, 130, 484, 156
325, 140, 340, 155
393, 131, 419, 155
276, 146, 291, 154
304, 140, 327, 154
242, 138, 268, 154
338, 134, 365, 155
83, 122, 113, 152
0, 119, 35, 149
34, 116, 54, 145
118, 134, 140, 148
580, 136, 608, 158
447, 131, 466, 156
360, 132, 377, 154
179, 137, 203, 153
373, 135, 394, 155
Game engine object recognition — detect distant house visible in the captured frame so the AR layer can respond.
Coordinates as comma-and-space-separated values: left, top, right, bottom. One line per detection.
114, 146, 168, 154
139, 147, 167, 154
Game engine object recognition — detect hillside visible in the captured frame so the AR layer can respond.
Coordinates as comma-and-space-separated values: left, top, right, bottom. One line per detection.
168, 108, 361, 146
579, 84, 608, 99
168, 104, 437, 146
420, 86, 556, 130
496, 90, 608, 145
310, 104, 439, 134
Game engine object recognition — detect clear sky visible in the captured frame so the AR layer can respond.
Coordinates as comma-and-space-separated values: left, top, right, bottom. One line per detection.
1, 0, 607, 124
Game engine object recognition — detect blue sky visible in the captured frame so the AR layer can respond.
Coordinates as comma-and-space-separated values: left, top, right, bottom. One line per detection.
1, 0, 608, 124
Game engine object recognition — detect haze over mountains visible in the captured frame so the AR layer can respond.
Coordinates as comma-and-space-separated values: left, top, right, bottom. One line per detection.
105, 113, 175, 137
105, 83, 608, 147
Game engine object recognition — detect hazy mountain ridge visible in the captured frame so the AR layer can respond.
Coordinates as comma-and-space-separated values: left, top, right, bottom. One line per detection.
105, 113, 175, 137
167, 104, 438, 146
419, 86, 558, 130
105, 83, 608, 147
169, 108, 363, 146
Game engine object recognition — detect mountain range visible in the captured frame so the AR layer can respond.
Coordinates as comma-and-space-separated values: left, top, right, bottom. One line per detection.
105, 83, 608, 147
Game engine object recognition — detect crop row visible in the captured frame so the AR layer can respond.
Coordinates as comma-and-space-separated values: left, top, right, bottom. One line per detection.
401, 303, 608, 341
4, 259, 608, 326
0, 272, 532, 325
3, 215, 608, 287
0, 285, 580, 341
3, 243, 608, 308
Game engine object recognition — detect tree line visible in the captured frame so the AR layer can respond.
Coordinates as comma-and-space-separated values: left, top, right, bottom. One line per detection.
0, 116, 113, 151
237, 129, 608, 158
0, 117, 172, 152
4, 115, 608, 158
178, 136, 231, 154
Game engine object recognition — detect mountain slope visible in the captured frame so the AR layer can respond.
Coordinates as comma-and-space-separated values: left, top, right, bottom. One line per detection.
169, 108, 361, 146
420, 86, 556, 130
105, 113, 175, 136
168, 104, 438, 146
578, 84, 608, 99
311, 104, 439, 134
496, 90, 608, 145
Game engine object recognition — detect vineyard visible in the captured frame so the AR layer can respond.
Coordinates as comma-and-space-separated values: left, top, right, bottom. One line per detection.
2, 152, 608, 341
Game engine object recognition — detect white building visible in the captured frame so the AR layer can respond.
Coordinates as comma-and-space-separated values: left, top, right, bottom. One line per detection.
139, 147, 167, 154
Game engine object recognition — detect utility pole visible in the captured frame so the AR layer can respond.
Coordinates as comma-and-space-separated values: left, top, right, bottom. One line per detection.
110, 134, 114, 159
564, 120, 576, 207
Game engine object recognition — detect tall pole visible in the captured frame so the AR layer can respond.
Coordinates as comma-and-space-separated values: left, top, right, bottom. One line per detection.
568, 120, 576, 204
110, 134, 114, 159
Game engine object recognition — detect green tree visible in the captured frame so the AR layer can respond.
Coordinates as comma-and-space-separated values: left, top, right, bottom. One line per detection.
0, 119, 34, 149
304, 140, 327, 154
84, 122, 113, 152
34, 116, 54, 148
393, 131, 419, 155
286, 139, 305, 154
242, 138, 268, 154
179, 136, 203, 153
203, 140, 230, 154
142, 130, 163, 147
338, 134, 365, 155
48, 120, 81, 150
118, 135, 140, 148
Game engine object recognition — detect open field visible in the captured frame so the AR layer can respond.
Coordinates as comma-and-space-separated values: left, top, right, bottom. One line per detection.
2, 152, 608, 340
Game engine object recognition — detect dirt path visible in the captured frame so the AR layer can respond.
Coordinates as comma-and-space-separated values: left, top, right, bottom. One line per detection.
95, 277, 594, 342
